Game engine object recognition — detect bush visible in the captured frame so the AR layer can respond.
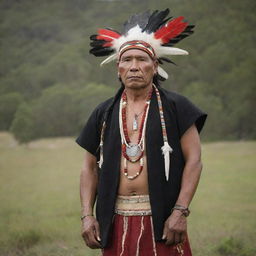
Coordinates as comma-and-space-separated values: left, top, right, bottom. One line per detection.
0, 92, 23, 130
10, 102, 35, 143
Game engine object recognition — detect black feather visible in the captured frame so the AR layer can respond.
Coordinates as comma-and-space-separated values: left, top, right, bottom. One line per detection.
105, 27, 121, 35
143, 8, 170, 33
157, 16, 173, 29
156, 73, 167, 81
90, 47, 114, 57
158, 59, 163, 64
90, 35, 98, 40
159, 57, 177, 65
123, 10, 151, 34
165, 35, 190, 46
90, 40, 106, 47
186, 25, 195, 30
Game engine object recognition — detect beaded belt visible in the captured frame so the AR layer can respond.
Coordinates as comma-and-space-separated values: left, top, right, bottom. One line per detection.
115, 195, 152, 216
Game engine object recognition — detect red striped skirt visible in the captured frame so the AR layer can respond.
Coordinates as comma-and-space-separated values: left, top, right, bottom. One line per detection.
102, 195, 192, 256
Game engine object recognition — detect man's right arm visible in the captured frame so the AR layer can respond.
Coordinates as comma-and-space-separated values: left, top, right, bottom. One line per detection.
80, 150, 101, 249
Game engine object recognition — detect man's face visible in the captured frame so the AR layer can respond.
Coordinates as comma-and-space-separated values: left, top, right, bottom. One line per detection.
117, 49, 157, 90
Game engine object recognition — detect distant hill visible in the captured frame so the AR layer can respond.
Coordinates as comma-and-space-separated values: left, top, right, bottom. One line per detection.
0, 0, 255, 142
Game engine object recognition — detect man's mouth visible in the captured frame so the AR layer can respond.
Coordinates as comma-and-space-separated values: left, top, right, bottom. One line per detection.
128, 76, 142, 79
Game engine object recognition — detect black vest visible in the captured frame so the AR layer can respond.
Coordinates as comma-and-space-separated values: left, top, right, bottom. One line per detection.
76, 86, 207, 248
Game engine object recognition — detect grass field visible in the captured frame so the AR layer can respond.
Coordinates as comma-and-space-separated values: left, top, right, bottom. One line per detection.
0, 132, 255, 256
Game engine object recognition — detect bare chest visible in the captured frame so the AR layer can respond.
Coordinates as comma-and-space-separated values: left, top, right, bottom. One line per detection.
118, 103, 149, 195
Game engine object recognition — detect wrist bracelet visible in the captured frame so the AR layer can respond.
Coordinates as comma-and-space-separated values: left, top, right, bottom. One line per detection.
80, 214, 94, 220
172, 204, 190, 217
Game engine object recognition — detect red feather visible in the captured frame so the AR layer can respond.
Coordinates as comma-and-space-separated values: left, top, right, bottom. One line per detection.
103, 42, 113, 47
97, 29, 121, 42
97, 35, 112, 41
154, 16, 188, 44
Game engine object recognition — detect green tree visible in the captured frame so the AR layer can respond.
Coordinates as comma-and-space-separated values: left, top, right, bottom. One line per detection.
30, 83, 115, 138
10, 102, 35, 143
0, 92, 23, 130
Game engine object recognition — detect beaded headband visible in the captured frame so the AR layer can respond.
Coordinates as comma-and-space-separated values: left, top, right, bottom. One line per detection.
118, 40, 156, 60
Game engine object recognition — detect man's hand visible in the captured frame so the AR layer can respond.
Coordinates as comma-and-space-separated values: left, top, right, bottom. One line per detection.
81, 216, 102, 249
162, 210, 187, 246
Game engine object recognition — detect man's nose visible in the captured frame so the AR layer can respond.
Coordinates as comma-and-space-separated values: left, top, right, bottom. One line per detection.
129, 59, 139, 71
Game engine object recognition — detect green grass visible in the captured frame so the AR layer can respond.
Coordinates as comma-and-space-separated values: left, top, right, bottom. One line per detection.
190, 141, 256, 256
0, 132, 255, 256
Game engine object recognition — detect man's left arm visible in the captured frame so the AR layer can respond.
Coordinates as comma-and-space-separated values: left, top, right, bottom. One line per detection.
163, 124, 202, 245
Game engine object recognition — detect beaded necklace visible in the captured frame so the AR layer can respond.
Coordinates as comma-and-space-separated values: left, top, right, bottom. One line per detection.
153, 84, 173, 181
98, 84, 172, 181
119, 88, 153, 180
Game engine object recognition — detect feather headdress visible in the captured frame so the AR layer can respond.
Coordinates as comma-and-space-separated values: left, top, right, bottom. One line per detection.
90, 8, 194, 80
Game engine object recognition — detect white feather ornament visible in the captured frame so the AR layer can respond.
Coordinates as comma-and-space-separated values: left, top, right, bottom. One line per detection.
157, 66, 169, 80
161, 141, 173, 181
100, 53, 117, 66
98, 143, 103, 168
158, 47, 188, 56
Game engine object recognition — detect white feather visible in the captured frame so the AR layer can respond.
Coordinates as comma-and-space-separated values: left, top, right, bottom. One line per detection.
98, 145, 103, 168
100, 53, 117, 66
158, 46, 189, 56
98, 155, 103, 168
157, 66, 168, 79
161, 141, 173, 181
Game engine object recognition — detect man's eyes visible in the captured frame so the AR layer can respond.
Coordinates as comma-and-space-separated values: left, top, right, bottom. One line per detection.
121, 58, 131, 62
121, 58, 147, 62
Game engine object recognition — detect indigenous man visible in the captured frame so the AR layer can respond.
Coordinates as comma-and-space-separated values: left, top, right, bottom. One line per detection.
76, 9, 207, 256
